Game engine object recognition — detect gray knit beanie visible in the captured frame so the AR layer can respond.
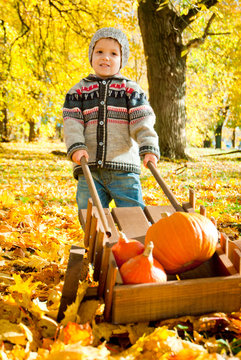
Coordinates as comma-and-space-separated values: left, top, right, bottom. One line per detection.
88, 27, 129, 68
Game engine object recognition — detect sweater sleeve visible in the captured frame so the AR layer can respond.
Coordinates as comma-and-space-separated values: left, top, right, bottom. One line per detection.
63, 85, 87, 160
127, 81, 160, 159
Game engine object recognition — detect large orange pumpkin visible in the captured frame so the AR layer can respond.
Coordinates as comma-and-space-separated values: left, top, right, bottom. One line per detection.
145, 212, 219, 274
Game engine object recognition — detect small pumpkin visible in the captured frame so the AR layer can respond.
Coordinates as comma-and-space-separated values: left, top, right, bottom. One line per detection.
119, 241, 167, 284
145, 212, 219, 274
112, 232, 144, 268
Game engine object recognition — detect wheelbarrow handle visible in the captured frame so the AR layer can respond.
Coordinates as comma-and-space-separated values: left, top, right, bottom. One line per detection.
147, 161, 185, 212
80, 157, 111, 237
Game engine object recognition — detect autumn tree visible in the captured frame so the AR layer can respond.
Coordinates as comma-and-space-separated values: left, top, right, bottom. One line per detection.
0, 0, 93, 141
185, 1, 241, 149
0, 19, 9, 141
224, 2, 241, 148
137, 0, 224, 158
0, 0, 145, 142
0, 1, 29, 142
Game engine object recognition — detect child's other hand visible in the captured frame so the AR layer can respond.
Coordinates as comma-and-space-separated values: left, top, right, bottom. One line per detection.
72, 149, 89, 165
143, 153, 157, 168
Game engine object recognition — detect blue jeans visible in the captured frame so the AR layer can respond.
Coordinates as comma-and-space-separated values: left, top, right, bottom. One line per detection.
76, 169, 145, 210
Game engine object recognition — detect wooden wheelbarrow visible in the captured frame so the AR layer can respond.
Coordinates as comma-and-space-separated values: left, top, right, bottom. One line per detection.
57, 158, 241, 324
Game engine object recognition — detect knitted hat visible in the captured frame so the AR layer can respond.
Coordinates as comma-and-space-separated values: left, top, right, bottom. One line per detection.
88, 27, 129, 68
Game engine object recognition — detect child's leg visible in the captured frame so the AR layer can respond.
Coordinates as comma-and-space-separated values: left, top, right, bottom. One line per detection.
76, 172, 111, 210
105, 171, 145, 209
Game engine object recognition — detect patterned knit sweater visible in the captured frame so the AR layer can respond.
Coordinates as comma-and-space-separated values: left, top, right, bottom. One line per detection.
63, 73, 160, 179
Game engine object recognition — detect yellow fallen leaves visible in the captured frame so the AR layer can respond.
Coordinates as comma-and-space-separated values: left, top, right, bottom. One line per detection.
0, 190, 16, 208
91, 321, 153, 347
61, 281, 89, 326
37, 316, 59, 338
0, 142, 241, 360
0, 320, 32, 346
36, 326, 220, 360
141, 155, 241, 234
78, 299, 104, 324
45, 342, 110, 360
61, 322, 93, 345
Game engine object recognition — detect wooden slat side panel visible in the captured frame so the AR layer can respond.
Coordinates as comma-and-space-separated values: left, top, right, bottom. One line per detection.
104, 260, 118, 322
182, 202, 195, 213
232, 248, 241, 275
215, 244, 238, 276
181, 189, 195, 213
200, 205, 206, 216
189, 189, 195, 209
88, 213, 98, 263
144, 205, 175, 224
168, 251, 238, 281
112, 276, 241, 324
78, 209, 87, 230
233, 240, 241, 249
219, 232, 229, 255
81, 199, 93, 247
98, 243, 112, 298
93, 230, 105, 282
176, 256, 219, 280
79, 206, 119, 244
228, 240, 241, 267
111, 207, 149, 243
103, 209, 119, 243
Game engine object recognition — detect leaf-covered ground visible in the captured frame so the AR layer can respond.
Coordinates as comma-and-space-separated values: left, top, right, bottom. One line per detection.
0, 141, 240, 359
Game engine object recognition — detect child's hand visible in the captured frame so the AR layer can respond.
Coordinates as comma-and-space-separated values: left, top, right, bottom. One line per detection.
72, 149, 89, 165
143, 153, 157, 168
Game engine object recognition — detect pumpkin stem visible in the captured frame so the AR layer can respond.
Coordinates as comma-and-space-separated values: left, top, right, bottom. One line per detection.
118, 231, 129, 243
144, 241, 154, 259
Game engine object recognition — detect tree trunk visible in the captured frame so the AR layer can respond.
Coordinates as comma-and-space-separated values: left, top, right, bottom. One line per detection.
28, 121, 36, 142
232, 128, 236, 148
0, 88, 9, 142
0, 108, 9, 142
138, 1, 187, 159
215, 123, 223, 149
215, 105, 229, 149
204, 138, 211, 148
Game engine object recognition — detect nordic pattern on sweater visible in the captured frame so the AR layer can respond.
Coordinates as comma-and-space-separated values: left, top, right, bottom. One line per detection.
63, 74, 160, 180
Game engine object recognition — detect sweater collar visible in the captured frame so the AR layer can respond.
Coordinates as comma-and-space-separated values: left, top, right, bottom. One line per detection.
84, 73, 129, 82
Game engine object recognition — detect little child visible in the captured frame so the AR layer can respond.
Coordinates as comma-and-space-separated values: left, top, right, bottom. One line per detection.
63, 27, 160, 210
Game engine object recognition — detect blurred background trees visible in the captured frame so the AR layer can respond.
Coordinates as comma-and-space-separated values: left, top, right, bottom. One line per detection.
0, 0, 240, 154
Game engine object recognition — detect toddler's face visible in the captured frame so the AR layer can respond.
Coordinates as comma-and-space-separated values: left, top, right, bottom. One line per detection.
91, 38, 121, 79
